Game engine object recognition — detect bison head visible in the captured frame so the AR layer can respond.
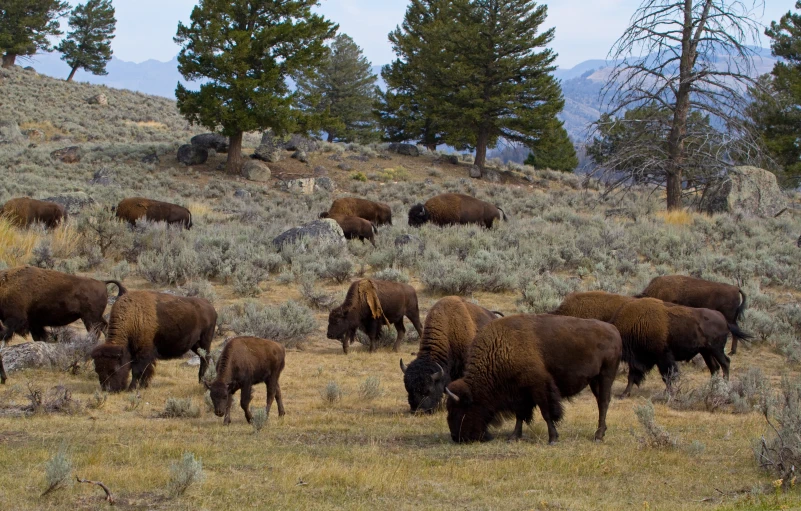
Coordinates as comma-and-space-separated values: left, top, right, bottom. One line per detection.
401, 358, 446, 413
445, 380, 493, 443
319, 211, 330, 219
326, 306, 350, 341
91, 344, 131, 392
205, 380, 232, 418
407, 204, 430, 227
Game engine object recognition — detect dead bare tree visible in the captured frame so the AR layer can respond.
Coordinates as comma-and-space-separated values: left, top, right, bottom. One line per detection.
597, 0, 768, 210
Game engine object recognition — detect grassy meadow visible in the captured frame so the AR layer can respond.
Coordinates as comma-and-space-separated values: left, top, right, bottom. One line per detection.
1, 66, 801, 510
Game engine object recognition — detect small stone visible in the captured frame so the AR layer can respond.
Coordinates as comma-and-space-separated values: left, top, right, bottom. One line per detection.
0, 119, 24, 144
51, 146, 81, 163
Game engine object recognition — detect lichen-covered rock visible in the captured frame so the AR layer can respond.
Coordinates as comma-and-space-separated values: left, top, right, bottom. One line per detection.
280, 178, 316, 194
388, 143, 420, 157
51, 146, 82, 163
701, 166, 788, 218
284, 134, 319, 152
234, 189, 252, 199
314, 177, 336, 193
0, 119, 24, 144
87, 93, 108, 106
191, 133, 228, 153
446, 154, 459, 165
43, 192, 96, 214
253, 132, 284, 162
177, 144, 208, 165
241, 160, 271, 182
141, 152, 159, 164
469, 165, 482, 178
292, 149, 308, 163
272, 219, 345, 249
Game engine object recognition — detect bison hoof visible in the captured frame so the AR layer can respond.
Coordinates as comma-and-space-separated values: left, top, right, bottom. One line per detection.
506, 435, 522, 443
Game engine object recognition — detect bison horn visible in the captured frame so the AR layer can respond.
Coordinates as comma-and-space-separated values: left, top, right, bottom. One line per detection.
432, 362, 445, 382
399, 359, 407, 374
445, 387, 460, 403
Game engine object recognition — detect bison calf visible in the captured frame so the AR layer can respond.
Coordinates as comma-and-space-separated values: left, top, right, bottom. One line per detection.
327, 279, 423, 353
320, 197, 392, 225
91, 291, 217, 391
115, 197, 193, 229
445, 314, 622, 444
1, 197, 66, 228
408, 193, 506, 228
206, 336, 286, 425
330, 214, 377, 247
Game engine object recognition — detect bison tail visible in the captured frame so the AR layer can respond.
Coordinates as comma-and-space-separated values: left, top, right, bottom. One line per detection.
497, 206, 508, 222
371, 222, 378, 235
547, 380, 564, 424
728, 322, 753, 341
736, 288, 747, 322
104, 280, 127, 297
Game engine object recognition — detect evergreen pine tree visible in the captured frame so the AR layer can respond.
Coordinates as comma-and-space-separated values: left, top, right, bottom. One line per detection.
524, 120, 577, 172
57, 0, 116, 82
0, 0, 69, 68
174, 0, 337, 174
294, 34, 378, 143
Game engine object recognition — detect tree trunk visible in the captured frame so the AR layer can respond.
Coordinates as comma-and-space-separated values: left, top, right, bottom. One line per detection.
225, 131, 244, 175
473, 127, 490, 176
326, 131, 335, 143
67, 66, 78, 82
425, 144, 436, 152
2, 54, 17, 68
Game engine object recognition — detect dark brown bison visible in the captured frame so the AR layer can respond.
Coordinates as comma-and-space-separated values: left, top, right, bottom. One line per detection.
1, 197, 67, 228
205, 336, 286, 425
329, 214, 378, 247
327, 279, 423, 353
612, 298, 732, 397
400, 296, 498, 413
638, 275, 750, 354
0, 266, 124, 384
91, 291, 217, 391
408, 193, 507, 228
115, 197, 192, 229
445, 314, 621, 444
320, 197, 392, 226
551, 291, 634, 322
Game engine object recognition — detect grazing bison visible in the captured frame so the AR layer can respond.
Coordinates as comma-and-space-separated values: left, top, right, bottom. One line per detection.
320, 197, 392, 226
206, 336, 286, 425
400, 296, 498, 413
612, 298, 733, 397
551, 291, 634, 322
445, 314, 621, 444
329, 214, 378, 247
0, 266, 124, 384
115, 197, 193, 229
327, 279, 423, 353
91, 291, 217, 392
1, 197, 67, 228
408, 193, 507, 228
638, 275, 750, 354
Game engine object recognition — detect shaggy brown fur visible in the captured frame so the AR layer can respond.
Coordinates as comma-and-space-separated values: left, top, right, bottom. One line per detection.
327, 279, 423, 353
408, 193, 507, 228
320, 197, 392, 226
638, 275, 749, 354
205, 336, 286, 425
0, 266, 124, 384
400, 296, 498, 413
611, 298, 732, 397
328, 214, 378, 247
445, 314, 621, 444
1, 197, 66, 228
551, 291, 634, 322
91, 291, 217, 392
115, 197, 192, 229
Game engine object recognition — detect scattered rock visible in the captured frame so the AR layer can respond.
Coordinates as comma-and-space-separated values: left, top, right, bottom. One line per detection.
424, 178, 434, 186
284, 134, 319, 153
272, 219, 345, 249
51, 146, 81, 163
191, 133, 228, 153
22, 128, 44, 142
2, 333, 99, 374
701, 166, 788, 218
141, 152, 159, 164
89, 168, 114, 186
42, 192, 96, 214
253, 132, 283, 162
0, 119, 24, 144
328, 153, 344, 162
395, 234, 425, 254
469, 165, 482, 179
280, 178, 316, 195
177, 144, 208, 166
446, 154, 459, 165
388, 143, 420, 157
234, 189, 252, 199
241, 160, 271, 182
337, 162, 353, 171
86, 93, 108, 106
348, 154, 369, 162
292, 149, 308, 163
314, 177, 336, 193
313, 166, 328, 177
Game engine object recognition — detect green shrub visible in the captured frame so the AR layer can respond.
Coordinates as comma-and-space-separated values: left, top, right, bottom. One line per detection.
321, 381, 342, 404
162, 397, 201, 418
223, 301, 317, 348
168, 453, 204, 497
42, 449, 73, 496
358, 376, 383, 401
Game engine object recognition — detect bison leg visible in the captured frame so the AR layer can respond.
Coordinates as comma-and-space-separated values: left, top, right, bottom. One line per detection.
0, 317, 27, 341
30, 324, 48, 343
408, 312, 423, 339
223, 392, 234, 426
590, 375, 613, 442
266, 378, 285, 417
240, 384, 253, 424
275, 383, 285, 417
0, 341, 6, 384
195, 325, 215, 383
700, 351, 720, 377
508, 417, 524, 442
656, 355, 679, 395
393, 320, 406, 352
129, 358, 155, 390
712, 349, 730, 380
534, 381, 562, 445
729, 336, 738, 356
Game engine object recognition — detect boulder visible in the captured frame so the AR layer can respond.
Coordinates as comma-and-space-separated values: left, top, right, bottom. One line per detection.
280, 178, 316, 195
395, 234, 425, 254
446, 154, 459, 165
89, 168, 114, 186
87, 93, 108, 106
177, 144, 208, 166
272, 219, 345, 249
51, 146, 82, 163
22, 128, 44, 142
241, 160, 271, 182
284, 134, 319, 153
191, 133, 228, 153
2, 334, 97, 374
314, 176, 336, 193
292, 149, 308, 163
469, 165, 482, 179
0, 119, 24, 144
337, 162, 353, 171
313, 166, 328, 176
141, 152, 159, 164
388, 143, 420, 157
701, 166, 788, 218
253, 133, 284, 163
348, 154, 369, 162
43, 192, 96, 214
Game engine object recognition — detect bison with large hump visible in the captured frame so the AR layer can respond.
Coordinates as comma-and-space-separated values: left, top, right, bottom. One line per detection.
206, 336, 286, 425
327, 279, 423, 353
320, 197, 392, 226
0, 266, 125, 384
408, 193, 507, 228
445, 314, 622, 444
400, 296, 499, 413
1, 197, 67, 228
115, 197, 193, 229
91, 290, 217, 391
551, 290, 634, 322
637, 275, 751, 355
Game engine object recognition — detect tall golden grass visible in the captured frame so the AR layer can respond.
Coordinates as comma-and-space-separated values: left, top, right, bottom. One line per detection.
0, 217, 80, 267
656, 210, 694, 226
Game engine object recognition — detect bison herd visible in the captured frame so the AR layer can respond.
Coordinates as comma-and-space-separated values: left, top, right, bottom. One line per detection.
0, 193, 752, 443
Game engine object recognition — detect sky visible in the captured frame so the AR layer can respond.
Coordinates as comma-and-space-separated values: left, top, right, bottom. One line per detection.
78, 0, 798, 70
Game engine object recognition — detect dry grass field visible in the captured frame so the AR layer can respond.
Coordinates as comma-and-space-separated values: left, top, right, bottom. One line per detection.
1, 67, 801, 510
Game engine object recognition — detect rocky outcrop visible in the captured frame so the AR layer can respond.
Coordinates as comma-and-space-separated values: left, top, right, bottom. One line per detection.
0, 119, 24, 144
253, 131, 284, 163
272, 219, 345, 249
388, 143, 420, 157
43, 192, 96, 214
51, 146, 82, 163
87, 93, 108, 106
191, 133, 228, 153
177, 144, 208, 165
292, 149, 308, 163
314, 176, 336, 193
241, 160, 271, 182
284, 134, 319, 153
280, 178, 316, 194
701, 166, 788, 218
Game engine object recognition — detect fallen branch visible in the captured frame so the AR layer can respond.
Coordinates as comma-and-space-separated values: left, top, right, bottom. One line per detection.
77, 477, 115, 505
